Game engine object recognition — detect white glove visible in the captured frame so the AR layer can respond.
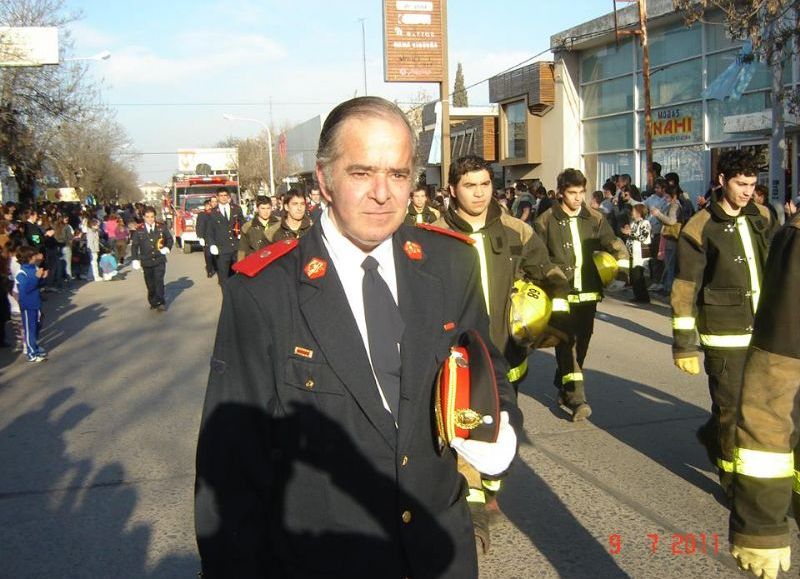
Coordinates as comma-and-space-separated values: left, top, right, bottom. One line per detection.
159, 247, 170, 255
131, 260, 141, 270
450, 411, 517, 476
209, 244, 219, 256
731, 545, 791, 579
199, 238, 205, 247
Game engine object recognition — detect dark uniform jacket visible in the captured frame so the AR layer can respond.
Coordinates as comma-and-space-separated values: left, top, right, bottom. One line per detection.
196, 209, 211, 242
206, 204, 244, 255
266, 216, 312, 243
130, 222, 174, 267
671, 200, 774, 359
730, 213, 800, 549
195, 222, 522, 579
237, 216, 271, 261
433, 199, 570, 371
404, 204, 440, 226
534, 203, 629, 302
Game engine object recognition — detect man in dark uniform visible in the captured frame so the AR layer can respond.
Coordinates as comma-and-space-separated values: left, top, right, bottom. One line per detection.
131, 206, 173, 311
535, 169, 629, 421
195, 96, 521, 579
237, 196, 273, 260
205, 188, 244, 286
671, 150, 774, 497
195, 198, 216, 278
404, 183, 440, 225
266, 189, 312, 242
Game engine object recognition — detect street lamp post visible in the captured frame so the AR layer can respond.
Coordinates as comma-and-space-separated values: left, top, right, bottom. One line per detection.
222, 114, 275, 197
62, 50, 112, 63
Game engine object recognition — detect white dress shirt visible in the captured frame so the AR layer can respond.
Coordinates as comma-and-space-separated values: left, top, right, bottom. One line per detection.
320, 208, 399, 421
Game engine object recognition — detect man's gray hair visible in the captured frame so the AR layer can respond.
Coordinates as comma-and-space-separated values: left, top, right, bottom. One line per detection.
316, 96, 418, 187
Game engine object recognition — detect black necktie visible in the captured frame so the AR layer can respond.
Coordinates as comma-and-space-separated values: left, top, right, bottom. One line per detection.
362, 256, 404, 420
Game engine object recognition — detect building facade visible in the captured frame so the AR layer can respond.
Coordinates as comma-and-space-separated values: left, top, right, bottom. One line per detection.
547, 0, 798, 202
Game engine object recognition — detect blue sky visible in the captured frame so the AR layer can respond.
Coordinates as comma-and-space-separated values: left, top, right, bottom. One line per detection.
66, 0, 613, 182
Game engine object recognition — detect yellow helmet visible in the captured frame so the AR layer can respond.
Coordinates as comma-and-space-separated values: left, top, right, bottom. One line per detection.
593, 251, 618, 287
509, 280, 552, 346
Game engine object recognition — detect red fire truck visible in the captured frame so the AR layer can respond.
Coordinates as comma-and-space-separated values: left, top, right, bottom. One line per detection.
172, 174, 239, 253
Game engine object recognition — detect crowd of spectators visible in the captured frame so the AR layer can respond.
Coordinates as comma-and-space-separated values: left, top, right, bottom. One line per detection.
0, 200, 152, 359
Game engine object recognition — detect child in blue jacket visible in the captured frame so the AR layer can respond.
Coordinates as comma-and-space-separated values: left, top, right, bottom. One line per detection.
15, 246, 47, 362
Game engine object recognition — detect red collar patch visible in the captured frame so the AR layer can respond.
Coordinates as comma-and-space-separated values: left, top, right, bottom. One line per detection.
304, 257, 328, 280
403, 241, 423, 261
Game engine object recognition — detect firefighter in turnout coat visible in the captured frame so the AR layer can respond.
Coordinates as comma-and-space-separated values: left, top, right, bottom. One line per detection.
728, 211, 800, 579
534, 168, 629, 422
670, 150, 775, 496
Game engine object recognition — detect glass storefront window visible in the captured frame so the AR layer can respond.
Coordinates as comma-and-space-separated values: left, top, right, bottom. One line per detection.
583, 76, 634, 118
705, 11, 740, 52
706, 49, 791, 93
583, 114, 634, 153
637, 58, 702, 108
581, 40, 633, 83
504, 100, 526, 160
639, 145, 706, 202
584, 152, 635, 191
645, 22, 701, 68
637, 102, 703, 147
707, 90, 771, 142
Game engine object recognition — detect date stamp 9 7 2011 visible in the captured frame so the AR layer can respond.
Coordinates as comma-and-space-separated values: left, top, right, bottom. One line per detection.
608, 533, 720, 556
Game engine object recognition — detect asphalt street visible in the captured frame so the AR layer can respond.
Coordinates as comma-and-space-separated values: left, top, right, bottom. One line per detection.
0, 250, 795, 578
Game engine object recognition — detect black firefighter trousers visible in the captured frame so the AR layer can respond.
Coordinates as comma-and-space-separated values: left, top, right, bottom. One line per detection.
554, 302, 596, 408
697, 347, 748, 495
143, 262, 166, 308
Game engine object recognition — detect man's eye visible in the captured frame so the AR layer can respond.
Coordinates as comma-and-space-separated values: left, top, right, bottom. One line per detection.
391, 172, 409, 180
351, 172, 369, 178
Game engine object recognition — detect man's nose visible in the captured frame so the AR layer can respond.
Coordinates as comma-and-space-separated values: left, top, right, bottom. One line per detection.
371, 174, 392, 203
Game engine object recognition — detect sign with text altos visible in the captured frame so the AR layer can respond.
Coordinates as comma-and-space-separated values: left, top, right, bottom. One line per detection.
383, 0, 444, 83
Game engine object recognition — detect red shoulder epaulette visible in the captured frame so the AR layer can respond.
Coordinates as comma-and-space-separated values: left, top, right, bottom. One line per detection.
232, 238, 298, 277
415, 223, 475, 245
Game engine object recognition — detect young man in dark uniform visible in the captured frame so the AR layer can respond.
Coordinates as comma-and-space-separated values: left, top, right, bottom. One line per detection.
433, 154, 570, 553
205, 189, 244, 286
196, 198, 216, 277
266, 189, 312, 242
237, 196, 273, 260
195, 96, 521, 579
404, 184, 440, 225
671, 150, 775, 497
131, 206, 173, 311
535, 169, 629, 422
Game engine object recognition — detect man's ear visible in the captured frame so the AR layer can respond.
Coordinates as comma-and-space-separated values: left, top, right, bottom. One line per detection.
315, 164, 334, 205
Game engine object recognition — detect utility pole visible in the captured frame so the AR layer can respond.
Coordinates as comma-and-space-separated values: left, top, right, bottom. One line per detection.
440, 0, 450, 188
615, 0, 652, 189
358, 18, 368, 96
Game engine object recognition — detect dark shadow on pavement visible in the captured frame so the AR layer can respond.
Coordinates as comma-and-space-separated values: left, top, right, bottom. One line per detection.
594, 311, 672, 346
0, 388, 198, 578
165, 277, 194, 306
521, 351, 720, 499
498, 458, 629, 579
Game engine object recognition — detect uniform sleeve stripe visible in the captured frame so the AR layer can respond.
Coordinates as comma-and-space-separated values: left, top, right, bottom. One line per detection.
551, 298, 570, 312
672, 317, 696, 330
734, 448, 794, 479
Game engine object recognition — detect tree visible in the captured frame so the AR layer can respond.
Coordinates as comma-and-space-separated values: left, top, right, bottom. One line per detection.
0, 0, 99, 205
675, 0, 799, 222
47, 114, 139, 203
218, 126, 300, 197
453, 62, 468, 107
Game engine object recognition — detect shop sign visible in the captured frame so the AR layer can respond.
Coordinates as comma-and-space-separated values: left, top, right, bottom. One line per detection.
648, 107, 701, 144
